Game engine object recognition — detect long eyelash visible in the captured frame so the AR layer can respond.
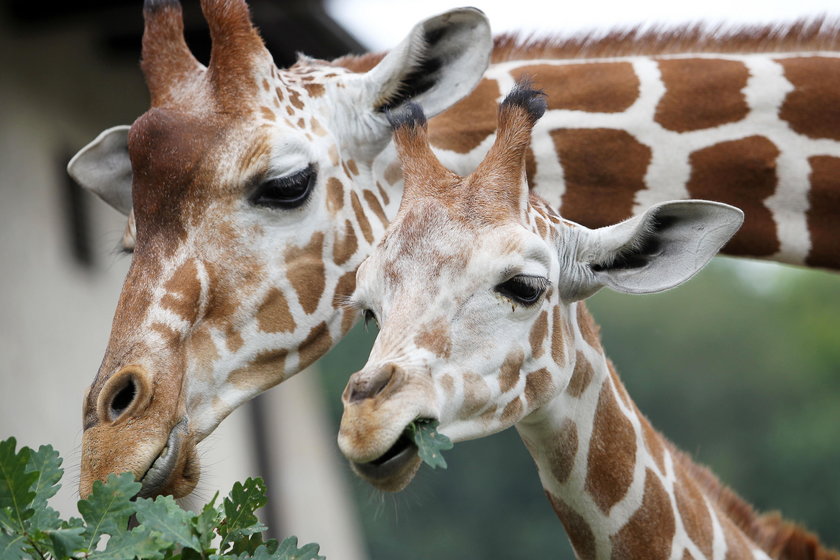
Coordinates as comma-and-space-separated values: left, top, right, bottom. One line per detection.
263, 164, 314, 187
513, 276, 550, 290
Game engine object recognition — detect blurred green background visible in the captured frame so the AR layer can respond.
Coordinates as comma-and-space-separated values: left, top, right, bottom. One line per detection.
317, 259, 840, 559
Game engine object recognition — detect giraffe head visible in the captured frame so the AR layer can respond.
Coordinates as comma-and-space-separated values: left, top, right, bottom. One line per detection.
67, 0, 491, 499
337, 83, 743, 492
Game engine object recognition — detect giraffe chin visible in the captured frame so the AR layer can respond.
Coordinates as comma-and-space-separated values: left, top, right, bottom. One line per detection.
350, 433, 422, 492
138, 420, 199, 499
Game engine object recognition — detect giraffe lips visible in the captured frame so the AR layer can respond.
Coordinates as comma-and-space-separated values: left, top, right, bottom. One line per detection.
138, 420, 194, 498
351, 432, 422, 492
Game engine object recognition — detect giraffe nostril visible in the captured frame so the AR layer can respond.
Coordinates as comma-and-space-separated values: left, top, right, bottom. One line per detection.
348, 365, 397, 403
110, 377, 137, 418
97, 366, 149, 424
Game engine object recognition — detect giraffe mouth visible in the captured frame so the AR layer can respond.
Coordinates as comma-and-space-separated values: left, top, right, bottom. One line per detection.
351, 431, 422, 492
138, 420, 197, 499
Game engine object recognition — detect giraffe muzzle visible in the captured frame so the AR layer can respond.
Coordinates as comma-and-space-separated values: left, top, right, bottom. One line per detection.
138, 419, 198, 499
350, 424, 423, 493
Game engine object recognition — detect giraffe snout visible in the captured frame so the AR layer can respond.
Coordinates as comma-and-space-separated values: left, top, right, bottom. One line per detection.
343, 363, 403, 403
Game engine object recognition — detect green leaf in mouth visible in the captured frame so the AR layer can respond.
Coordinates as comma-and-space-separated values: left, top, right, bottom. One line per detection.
407, 419, 453, 469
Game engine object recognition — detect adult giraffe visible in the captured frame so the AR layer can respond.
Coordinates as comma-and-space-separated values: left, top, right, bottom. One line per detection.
68, 0, 840, 499
337, 85, 838, 560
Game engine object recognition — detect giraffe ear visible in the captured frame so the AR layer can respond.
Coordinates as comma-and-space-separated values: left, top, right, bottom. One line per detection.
67, 125, 133, 216
362, 7, 492, 117
563, 201, 744, 299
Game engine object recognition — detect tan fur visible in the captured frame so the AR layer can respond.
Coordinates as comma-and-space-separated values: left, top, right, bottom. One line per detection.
611, 469, 676, 560
584, 380, 637, 514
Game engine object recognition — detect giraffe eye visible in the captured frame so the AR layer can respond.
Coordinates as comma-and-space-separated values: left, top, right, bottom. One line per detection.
495, 275, 549, 306
250, 164, 316, 209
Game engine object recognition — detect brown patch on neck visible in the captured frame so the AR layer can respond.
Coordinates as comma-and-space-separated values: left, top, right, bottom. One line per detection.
686, 135, 780, 257
666, 443, 840, 560
501, 396, 523, 423
284, 232, 326, 314
778, 57, 840, 141
806, 156, 840, 269
383, 162, 402, 186
414, 320, 453, 359
566, 350, 594, 398
672, 454, 715, 558
524, 367, 552, 408
606, 359, 633, 409
332, 270, 356, 309
255, 287, 296, 333
554, 128, 652, 229
545, 492, 596, 560
585, 379, 636, 514
547, 418, 578, 485
229, 347, 287, 391
298, 322, 333, 371
511, 62, 639, 113
576, 304, 603, 351
428, 78, 500, 154
610, 469, 676, 560
640, 415, 666, 473
363, 190, 389, 229
655, 58, 749, 132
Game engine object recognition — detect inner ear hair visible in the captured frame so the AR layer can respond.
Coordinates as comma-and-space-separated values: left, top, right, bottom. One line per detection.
375, 34, 442, 112
590, 211, 677, 272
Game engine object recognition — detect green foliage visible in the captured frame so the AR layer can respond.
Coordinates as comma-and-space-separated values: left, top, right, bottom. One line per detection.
407, 419, 453, 469
0, 437, 324, 560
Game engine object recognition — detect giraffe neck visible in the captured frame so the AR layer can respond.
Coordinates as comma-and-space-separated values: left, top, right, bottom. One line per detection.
513, 303, 829, 560
417, 45, 840, 270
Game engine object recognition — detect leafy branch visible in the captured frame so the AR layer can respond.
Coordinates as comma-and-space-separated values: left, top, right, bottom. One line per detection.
0, 437, 323, 560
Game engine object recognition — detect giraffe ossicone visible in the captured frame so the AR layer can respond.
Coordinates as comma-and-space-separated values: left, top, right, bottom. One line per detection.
337, 85, 836, 559
66, 0, 840, 502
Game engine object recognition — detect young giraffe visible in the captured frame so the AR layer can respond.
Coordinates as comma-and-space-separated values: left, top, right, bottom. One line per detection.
67, 0, 840, 499
337, 85, 838, 559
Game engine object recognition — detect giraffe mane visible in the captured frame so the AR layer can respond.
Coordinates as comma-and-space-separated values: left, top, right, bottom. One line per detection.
332, 18, 840, 75
665, 442, 840, 560
490, 18, 840, 61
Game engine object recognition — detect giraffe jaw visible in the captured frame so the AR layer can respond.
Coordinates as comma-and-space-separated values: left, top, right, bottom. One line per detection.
349, 430, 422, 492
138, 420, 199, 499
